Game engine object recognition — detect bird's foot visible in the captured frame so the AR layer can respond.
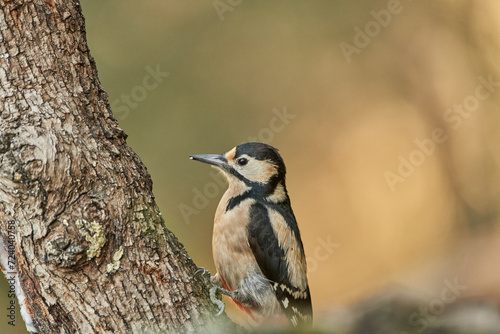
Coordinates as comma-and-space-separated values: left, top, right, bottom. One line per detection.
193, 267, 211, 281
209, 285, 226, 316
193, 267, 227, 316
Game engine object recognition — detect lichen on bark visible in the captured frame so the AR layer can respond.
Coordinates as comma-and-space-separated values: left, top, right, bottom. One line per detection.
0, 1, 236, 332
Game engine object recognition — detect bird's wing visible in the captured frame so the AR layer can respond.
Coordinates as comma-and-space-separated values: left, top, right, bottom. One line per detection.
247, 202, 312, 327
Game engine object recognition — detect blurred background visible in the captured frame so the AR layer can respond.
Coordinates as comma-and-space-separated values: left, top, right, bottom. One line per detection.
2, 0, 500, 333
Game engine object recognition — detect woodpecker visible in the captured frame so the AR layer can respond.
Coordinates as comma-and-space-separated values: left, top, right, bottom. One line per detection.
190, 142, 312, 327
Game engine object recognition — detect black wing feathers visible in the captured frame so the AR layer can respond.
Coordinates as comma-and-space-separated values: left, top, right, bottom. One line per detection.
247, 203, 288, 283
247, 202, 312, 326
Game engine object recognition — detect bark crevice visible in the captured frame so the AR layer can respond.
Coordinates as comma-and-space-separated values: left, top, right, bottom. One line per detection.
0, 0, 236, 332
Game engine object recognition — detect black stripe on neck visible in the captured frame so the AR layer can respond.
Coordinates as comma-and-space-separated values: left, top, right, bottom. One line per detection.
226, 190, 252, 212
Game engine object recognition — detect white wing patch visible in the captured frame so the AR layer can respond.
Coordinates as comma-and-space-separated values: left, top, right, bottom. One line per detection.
267, 208, 308, 291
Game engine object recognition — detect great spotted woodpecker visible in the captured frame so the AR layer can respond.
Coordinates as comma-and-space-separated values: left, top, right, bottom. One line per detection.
191, 142, 312, 327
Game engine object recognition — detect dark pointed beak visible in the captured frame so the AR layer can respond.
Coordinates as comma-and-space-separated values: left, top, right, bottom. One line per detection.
190, 154, 228, 168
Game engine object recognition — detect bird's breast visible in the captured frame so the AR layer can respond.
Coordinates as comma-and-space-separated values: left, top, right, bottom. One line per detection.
212, 195, 257, 290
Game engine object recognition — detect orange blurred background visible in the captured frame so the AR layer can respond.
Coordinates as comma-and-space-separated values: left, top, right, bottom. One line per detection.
2, 1, 500, 332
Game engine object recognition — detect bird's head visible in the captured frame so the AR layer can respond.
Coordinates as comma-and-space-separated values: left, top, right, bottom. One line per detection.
190, 142, 288, 202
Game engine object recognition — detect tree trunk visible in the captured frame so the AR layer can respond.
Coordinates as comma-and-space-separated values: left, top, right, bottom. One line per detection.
0, 1, 233, 332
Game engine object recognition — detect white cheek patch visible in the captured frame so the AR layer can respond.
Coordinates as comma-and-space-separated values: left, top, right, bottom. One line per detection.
238, 158, 278, 183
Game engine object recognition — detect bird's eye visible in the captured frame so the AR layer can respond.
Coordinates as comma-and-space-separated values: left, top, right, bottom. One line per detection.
237, 158, 248, 166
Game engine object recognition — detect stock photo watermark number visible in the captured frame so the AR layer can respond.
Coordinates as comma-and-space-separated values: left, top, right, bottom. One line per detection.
4, 220, 17, 327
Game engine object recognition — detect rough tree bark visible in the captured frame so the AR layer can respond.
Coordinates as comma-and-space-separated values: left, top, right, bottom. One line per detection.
0, 1, 234, 333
